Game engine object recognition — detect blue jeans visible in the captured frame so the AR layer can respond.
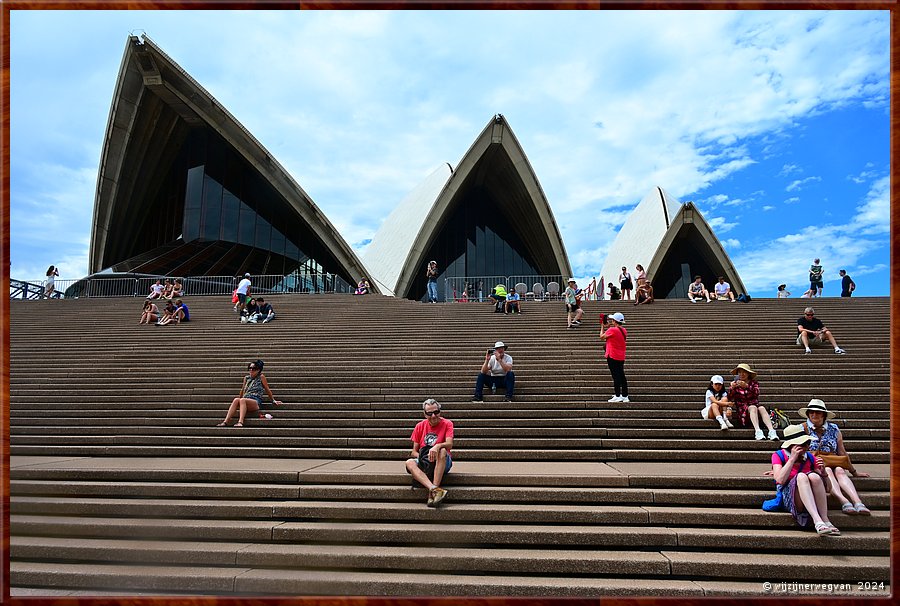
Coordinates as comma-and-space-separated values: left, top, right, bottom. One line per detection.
427, 280, 438, 302
474, 371, 516, 398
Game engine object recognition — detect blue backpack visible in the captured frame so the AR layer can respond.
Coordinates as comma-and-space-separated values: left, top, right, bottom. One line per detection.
762, 450, 788, 512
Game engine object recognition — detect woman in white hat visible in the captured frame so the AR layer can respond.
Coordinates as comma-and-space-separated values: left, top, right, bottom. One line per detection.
772, 424, 839, 535
800, 399, 871, 515
701, 375, 733, 430
729, 363, 779, 441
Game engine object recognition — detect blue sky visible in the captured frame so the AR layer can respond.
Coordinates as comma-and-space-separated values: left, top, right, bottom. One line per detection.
9, 10, 890, 296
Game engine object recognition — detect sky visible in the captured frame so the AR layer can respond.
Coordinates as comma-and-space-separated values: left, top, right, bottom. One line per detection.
8, 9, 890, 297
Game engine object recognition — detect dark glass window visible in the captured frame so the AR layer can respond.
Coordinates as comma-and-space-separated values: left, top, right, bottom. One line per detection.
201, 174, 223, 240
183, 166, 204, 242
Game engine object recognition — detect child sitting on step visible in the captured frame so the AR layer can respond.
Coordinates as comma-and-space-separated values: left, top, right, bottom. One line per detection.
701, 375, 733, 430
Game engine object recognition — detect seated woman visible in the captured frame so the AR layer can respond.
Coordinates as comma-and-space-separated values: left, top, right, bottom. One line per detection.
147, 279, 164, 300
243, 298, 260, 323
800, 399, 871, 515
161, 279, 175, 299
504, 290, 521, 314
140, 300, 159, 325
701, 375, 733, 430
634, 281, 654, 305
354, 278, 370, 295
156, 300, 176, 325
217, 359, 283, 427
729, 363, 778, 441
172, 279, 184, 297
772, 424, 839, 536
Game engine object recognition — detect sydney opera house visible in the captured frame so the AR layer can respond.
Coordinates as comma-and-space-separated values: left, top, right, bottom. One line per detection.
88, 34, 745, 301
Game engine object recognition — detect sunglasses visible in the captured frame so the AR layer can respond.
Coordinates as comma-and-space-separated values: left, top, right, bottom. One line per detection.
805, 313, 814, 317
424, 410, 441, 416
248, 366, 259, 371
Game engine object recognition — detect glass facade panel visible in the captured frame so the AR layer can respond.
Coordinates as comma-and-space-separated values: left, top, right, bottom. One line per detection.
201, 174, 223, 240
183, 166, 204, 242
413, 188, 539, 301
221, 190, 240, 242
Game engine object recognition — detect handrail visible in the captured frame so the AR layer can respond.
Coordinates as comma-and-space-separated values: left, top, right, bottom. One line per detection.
9, 272, 354, 300
442, 275, 567, 302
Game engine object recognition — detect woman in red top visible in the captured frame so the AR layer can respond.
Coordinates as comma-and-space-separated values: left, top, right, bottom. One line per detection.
772, 424, 838, 536
599, 312, 628, 403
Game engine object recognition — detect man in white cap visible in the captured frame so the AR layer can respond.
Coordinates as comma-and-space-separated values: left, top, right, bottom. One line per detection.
472, 341, 515, 402
235, 272, 252, 315
599, 312, 629, 402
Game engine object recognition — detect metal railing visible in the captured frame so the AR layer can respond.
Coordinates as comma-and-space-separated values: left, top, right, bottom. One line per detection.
10, 273, 353, 300
442, 275, 567, 302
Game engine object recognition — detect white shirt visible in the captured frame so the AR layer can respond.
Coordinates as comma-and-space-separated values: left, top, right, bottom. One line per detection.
236, 278, 252, 295
715, 281, 730, 295
487, 353, 513, 377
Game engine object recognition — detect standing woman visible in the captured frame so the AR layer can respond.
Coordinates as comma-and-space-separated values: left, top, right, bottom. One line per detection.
618, 267, 633, 301
426, 261, 439, 303
600, 312, 629, 403
217, 359, 283, 427
729, 363, 778, 441
772, 424, 839, 535
44, 265, 59, 299
800, 399, 871, 515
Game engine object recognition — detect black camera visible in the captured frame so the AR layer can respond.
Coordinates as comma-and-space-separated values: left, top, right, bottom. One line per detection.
487, 348, 495, 355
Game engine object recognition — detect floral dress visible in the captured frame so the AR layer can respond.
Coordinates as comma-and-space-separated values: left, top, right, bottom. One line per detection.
806, 420, 840, 453
729, 379, 760, 427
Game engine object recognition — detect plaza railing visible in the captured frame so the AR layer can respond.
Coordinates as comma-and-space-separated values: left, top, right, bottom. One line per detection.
442, 275, 567, 302
10, 273, 353, 300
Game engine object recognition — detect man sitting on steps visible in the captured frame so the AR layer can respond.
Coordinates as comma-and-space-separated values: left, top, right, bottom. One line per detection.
797, 307, 845, 355
405, 398, 453, 507
472, 341, 515, 402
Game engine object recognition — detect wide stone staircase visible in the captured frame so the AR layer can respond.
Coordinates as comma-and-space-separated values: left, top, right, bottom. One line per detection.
8, 294, 890, 596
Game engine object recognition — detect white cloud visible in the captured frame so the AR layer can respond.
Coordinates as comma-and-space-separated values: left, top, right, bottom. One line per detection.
723, 238, 741, 249
785, 176, 822, 192
8, 10, 890, 292
732, 177, 889, 294
784, 197, 801, 204
707, 216, 739, 233
762, 205, 775, 211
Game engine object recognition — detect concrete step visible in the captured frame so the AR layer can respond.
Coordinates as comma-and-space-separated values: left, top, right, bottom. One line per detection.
8, 561, 889, 596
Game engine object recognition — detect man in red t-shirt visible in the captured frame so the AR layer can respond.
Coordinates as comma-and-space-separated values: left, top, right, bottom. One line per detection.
405, 398, 454, 507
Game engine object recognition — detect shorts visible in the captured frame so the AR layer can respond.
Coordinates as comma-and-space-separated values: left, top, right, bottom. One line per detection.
810, 280, 823, 290
620, 278, 633, 290
245, 395, 263, 406
566, 303, 579, 312
406, 453, 453, 479
797, 333, 824, 345
240, 294, 252, 304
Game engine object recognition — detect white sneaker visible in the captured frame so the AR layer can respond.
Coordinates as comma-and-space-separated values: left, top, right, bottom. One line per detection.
725, 418, 734, 428
804, 348, 812, 354
834, 348, 846, 355
719, 421, 729, 430
754, 429, 764, 440
607, 396, 623, 402
768, 429, 779, 440
690, 299, 696, 303
620, 396, 630, 403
